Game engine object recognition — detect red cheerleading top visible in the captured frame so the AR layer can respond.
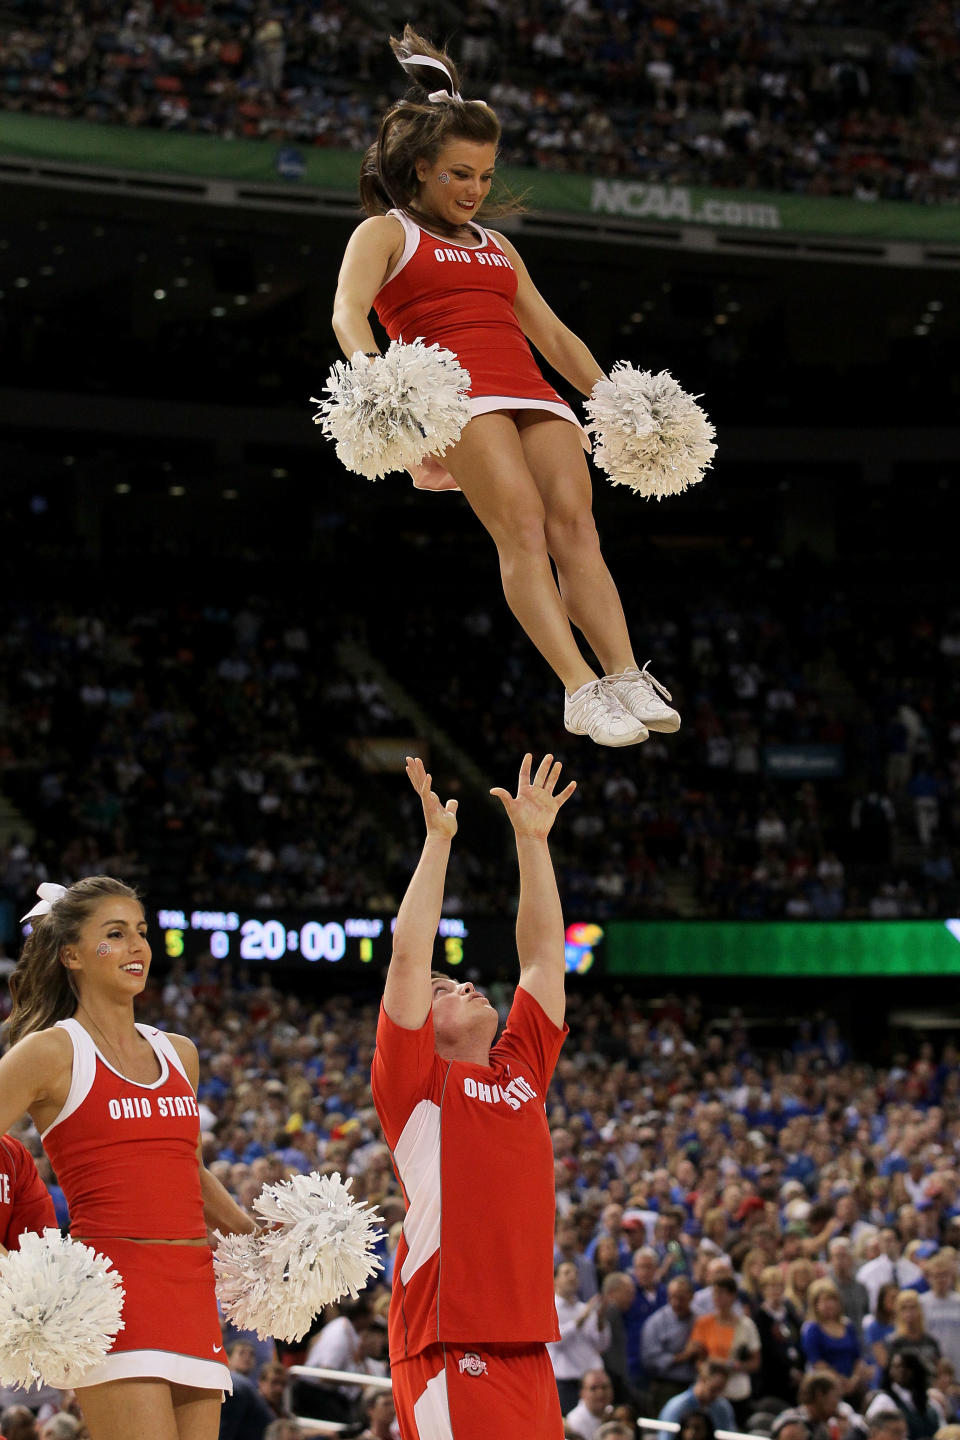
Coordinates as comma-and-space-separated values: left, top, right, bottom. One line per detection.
0, 1133, 56, 1250
42, 1018, 206, 1241
373, 209, 588, 491
371, 985, 567, 1362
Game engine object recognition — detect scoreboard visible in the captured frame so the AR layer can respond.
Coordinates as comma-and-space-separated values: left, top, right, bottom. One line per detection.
154, 906, 606, 976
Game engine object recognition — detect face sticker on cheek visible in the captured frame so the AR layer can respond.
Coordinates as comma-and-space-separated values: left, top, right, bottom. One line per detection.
96, 942, 112, 956
438, 171, 450, 184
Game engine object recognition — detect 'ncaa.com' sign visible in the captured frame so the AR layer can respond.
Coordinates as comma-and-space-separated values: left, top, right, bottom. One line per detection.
591, 180, 781, 230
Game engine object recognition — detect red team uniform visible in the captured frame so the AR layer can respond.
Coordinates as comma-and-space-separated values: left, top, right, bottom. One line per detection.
0, 1133, 56, 1250
371, 985, 567, 1439
41, 1018, 230, 1391
374, 209, 590, 492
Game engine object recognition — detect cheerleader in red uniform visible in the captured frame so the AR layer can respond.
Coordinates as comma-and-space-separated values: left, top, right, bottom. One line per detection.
332, 26, 681, 749
0, 877, 256, 1440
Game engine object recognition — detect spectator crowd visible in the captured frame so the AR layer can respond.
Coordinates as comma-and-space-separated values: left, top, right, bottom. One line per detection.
1, 0, 959, 203
2, 546, 958, 935
5, 974, 960, 1439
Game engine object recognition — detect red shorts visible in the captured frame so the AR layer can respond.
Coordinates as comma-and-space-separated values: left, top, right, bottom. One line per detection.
73, 1239, 231, 1392
392, 1342, 563, 1440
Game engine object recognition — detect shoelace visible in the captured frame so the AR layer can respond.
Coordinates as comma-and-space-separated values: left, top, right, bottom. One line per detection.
589, 679, 629, 716
633, 661, 673, 702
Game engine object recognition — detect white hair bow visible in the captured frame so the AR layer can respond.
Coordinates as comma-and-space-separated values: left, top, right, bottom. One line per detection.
21, 882, 68, 924
399, 52, 474, 103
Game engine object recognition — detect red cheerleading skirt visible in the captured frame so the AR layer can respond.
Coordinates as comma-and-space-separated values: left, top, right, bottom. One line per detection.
74, 1239, 232, 1392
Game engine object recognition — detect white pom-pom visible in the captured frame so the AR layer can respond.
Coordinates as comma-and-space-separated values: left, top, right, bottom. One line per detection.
211, 1229, 277, 1337
214, 1172, 383, 1341
311, 340, 471, 480
0, 1229, 125, 1389
585, 363, 716, 499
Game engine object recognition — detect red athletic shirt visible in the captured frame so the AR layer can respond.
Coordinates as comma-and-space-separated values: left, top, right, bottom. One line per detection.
41, 1019, 206, 1240
0, 1133, 56, 1249
373, 210, 568, 408
371, 984, 567, 1362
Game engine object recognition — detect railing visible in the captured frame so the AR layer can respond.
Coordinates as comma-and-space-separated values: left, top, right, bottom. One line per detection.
290, 1421, 347, 1436
289, 1365, 392, 1390
289, 1365, 393, 1435
638, 1420, 761, 1440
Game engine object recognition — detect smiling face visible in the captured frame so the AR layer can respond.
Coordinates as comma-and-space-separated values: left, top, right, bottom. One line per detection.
63, 895, 150, 998
430, 975, 498, 1058
414, 138, 496, 231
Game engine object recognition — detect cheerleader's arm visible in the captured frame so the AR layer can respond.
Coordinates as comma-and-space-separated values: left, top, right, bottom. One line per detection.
0, 1027, 73, 1142
332, 215, 406, 358
169, 1032, 258, 1237
196, 1142, 258, 1237
490, 230, 606, 395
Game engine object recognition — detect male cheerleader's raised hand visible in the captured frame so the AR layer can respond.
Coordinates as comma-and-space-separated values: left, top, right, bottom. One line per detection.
490, 752, 577, 839
405, 755, 459, 839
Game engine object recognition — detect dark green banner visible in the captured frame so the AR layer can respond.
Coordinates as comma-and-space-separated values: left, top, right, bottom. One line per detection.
3, 114, 960, 244
606, 919, 960, 976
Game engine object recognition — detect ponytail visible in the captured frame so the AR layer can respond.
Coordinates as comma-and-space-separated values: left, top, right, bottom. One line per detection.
359, 25, 523, 235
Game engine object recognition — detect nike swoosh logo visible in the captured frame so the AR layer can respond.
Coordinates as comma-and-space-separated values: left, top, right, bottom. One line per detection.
213, 1345, 223, 1354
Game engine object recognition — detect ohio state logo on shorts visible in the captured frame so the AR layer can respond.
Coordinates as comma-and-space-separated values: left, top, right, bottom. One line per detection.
457, 1352, 487, 1376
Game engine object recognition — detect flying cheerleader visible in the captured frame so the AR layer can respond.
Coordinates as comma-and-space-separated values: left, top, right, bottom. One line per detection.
321, 25, 715, 748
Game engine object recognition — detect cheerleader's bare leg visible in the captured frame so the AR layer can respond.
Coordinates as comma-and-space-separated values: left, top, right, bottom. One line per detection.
442, 412, 601, 694
515, 412, 638, 675
517, 413, 682, 734
75, 1379, 221, 1440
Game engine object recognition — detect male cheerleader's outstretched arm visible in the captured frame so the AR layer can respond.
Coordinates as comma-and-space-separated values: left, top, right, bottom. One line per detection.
490, 231, 606, 397
169, 1033, 257, 1235
383, 756, 459, 1031
490, 754, 576, 1029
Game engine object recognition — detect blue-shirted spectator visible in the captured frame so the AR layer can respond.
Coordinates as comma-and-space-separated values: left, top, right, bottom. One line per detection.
623, 1247, 668, 1388
802, 1278, 873, 1401
658, 1360, 737, 1431
864, 1283, 900, 1384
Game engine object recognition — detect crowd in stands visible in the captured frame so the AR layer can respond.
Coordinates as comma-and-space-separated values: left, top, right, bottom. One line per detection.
1, 547, 957, 935
5, 976, 960, 1439
0, 596, 413, 924
373, 549, 960, 921
1, 1, 959, 202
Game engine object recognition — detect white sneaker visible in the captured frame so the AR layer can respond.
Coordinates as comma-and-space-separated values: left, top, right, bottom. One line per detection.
606, 662, 681, 732
564, 678, 648, 747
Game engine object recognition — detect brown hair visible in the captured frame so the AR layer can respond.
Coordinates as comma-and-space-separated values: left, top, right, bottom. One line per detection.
359, 26, 522, 238
7, 876, 140, 1044
798, 1372, 840, 1404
